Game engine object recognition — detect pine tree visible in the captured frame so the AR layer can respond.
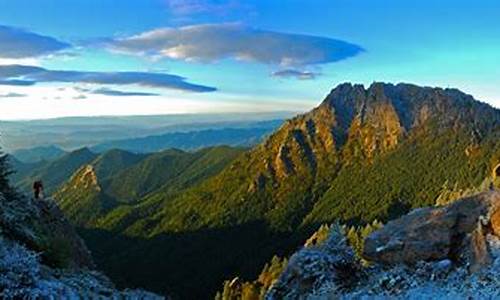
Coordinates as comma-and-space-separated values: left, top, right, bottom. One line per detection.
0, 148, 16, 199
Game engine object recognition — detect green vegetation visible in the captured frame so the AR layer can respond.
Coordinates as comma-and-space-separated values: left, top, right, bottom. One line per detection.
215, 221, 382, 300
215, 255, 288, 300
305, 131, 498, 225
53, 146, 245, 229
0, 149, 16, 199
346, 221, 383, 261
39, 235, 73, 269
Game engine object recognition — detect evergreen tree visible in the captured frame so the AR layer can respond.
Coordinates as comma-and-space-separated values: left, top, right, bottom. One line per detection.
0, 148, 17, 199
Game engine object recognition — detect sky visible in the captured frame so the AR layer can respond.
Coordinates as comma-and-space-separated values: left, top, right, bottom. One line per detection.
0, 0, 499, 120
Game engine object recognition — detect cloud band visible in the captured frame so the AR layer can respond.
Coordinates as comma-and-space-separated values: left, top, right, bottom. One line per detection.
0, 65, 216, 93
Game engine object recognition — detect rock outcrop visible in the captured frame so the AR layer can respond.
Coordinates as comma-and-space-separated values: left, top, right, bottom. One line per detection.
363, 191, 500, 271
265, 191, 500, 299
0, 191, 163, 299
266, 224, 360, 299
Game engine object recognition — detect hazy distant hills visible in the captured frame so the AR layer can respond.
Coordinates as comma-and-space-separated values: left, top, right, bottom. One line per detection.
12, 83, 500, 298
12, 145, 67, 163
9, 124, 276, 163
91, 126, 277, 153
0, 112, 293, 152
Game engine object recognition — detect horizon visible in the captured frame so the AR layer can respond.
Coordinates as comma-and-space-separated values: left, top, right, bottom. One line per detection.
0, 109, 300, 122
1, 81, 498, 122
1, 0, 500, 120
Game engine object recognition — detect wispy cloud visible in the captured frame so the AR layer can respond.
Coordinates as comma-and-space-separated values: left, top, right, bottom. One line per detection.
0, 25, 70, 59
107, 23, 363, 67
92, 88, 159, 97
0, 79, 35, 86
79, 87, 160, 97
271, 69, 320, 80
166, 0, 241, 16
0, 92, 26, 98
0, 65, 216, 93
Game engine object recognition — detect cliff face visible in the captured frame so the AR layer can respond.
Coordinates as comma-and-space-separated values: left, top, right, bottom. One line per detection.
53, 164, 117, 227
0, 191, 162, 299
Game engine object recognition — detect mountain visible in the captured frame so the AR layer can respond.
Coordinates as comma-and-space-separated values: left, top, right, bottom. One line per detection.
91, 149, 146, 180
143, 82, 498, 230
12, 147, 98, 194
12, 148, 96, 193
53, 146, 245, 227
53, 165, 119, 227
11, 145, 66, 163
48, 83, 500, 299
91, 126, 279, 153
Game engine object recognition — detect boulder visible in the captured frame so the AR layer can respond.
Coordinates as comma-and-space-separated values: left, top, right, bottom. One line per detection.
468, 222, 492, 272
363, 191, 500, 268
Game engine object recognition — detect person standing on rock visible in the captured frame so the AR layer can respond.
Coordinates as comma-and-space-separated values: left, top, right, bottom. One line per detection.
33, 180, 44, 200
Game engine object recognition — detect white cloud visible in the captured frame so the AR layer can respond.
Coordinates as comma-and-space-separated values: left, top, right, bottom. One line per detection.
0, 92, 26, 98
166, 0, 241, 16
108, 23, 363, 67
80, 87, 160, 97
0, 25, 70, 59
271, 69, 320, 80
0, 57, 41, 66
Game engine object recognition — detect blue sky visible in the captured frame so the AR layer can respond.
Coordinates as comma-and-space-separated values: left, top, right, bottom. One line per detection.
0, 0, 499, 120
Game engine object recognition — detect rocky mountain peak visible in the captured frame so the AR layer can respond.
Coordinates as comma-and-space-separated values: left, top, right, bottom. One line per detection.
68, 164, 101, 191
322, 82, 499, 133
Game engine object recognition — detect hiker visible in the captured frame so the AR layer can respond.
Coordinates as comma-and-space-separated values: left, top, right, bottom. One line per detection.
33, 180, 44, 199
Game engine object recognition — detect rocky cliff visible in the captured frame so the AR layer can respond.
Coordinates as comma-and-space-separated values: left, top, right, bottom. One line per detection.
0, 190, 162, 299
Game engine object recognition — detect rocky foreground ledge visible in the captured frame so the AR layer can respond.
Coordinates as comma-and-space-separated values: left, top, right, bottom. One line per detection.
0, 192, 163, 299
364, 191, 500, 271
267, 190, 500, 299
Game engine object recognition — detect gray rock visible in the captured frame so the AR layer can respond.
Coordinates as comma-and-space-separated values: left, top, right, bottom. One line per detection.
363, 191, 500, 269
